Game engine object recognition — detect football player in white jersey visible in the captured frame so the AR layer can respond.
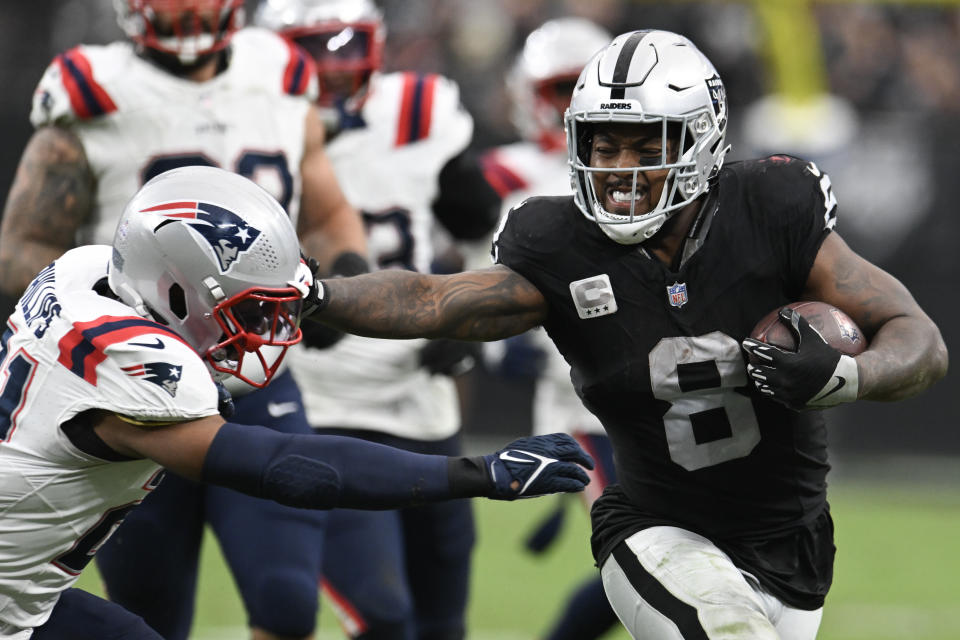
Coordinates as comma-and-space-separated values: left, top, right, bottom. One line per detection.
480, 18, 621, 640
255, 1, 503, 637
0, 1, 370, 638
0, 165, 594, 640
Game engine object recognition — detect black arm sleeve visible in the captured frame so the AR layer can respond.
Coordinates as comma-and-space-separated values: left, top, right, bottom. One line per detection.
432, 149, 503, 240
201, 422, 491, 509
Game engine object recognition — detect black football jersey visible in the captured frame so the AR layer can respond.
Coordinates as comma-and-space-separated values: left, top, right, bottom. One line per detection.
494, 156, 838, 598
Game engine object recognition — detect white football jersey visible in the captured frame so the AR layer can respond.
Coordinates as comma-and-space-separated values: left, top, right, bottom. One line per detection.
289, 71, 473, 440
0, 246, 219, 635
485, 142, 604, 436
29, 27, 315, 246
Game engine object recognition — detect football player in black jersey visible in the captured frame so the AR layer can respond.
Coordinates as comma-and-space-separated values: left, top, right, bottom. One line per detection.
300, 30, 947, 639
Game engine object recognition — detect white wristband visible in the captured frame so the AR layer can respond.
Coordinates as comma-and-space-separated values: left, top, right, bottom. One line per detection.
807, 354, 859, 408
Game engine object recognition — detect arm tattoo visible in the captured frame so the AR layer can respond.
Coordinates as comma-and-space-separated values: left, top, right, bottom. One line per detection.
321, 267, 548, 341
807, 234, 948, 401
0, 126, 94, 295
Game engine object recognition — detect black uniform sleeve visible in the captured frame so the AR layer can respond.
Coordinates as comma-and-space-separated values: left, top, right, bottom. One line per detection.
432, 149, 503, 240
493, 196, 577, 279
749, 156, 838, 297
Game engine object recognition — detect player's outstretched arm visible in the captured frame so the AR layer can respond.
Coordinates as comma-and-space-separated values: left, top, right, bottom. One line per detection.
0, 126, 94, 297
309, 265, 549, 341
94, 412, 592, 508
743, 233, 947, 408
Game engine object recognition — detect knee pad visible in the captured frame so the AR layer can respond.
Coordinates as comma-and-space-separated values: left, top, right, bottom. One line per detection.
249, 569, 319, 637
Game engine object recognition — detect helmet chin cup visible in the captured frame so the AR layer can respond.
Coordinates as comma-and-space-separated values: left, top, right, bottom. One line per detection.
590, 173, 673, 245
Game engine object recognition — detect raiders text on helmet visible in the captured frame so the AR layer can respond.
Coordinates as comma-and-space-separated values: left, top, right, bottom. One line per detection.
109, 166, 307, 387
565, 30, 729, 244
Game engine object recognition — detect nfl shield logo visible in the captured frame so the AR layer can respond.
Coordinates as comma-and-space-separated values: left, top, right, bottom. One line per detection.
667, 282, 688, 308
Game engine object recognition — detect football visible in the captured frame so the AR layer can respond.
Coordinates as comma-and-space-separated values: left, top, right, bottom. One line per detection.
749, 301, 867, 355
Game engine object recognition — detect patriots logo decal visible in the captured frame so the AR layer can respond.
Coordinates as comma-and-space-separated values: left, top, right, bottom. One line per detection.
122, 362, 183, 397
139, 201, 261, 272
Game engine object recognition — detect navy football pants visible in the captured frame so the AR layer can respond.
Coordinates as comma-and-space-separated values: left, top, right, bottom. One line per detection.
31, 588, 160, 639
96, 371, 326, 639
318, 430, 475, 640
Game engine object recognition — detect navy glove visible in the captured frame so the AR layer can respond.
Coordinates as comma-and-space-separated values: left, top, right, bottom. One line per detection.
742, 307, 859, 411
484, 433, 594, 500
419, 339, 480, 376
215, 381, 235, 418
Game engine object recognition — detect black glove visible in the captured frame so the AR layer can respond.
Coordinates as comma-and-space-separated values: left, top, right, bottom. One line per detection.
298, 256, 328, 319
742, 307, 859, 411
483, 433, 594, 500
418, 339, 481, 377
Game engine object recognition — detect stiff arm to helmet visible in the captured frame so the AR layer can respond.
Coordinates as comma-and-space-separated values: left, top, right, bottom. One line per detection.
565, 30, 729, 244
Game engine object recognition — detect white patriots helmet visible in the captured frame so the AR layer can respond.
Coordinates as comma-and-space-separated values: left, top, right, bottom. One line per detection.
565, 30, 729, 244
508, 17, 612, 151
109, 166, 309, 388
254, 0, 385, 112
114, 0, 245, 65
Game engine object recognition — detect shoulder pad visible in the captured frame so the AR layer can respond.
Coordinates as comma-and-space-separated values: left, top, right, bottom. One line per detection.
229, 28, 318, 100
739, 155, 838, 231
386, 72, 472, 154
480, 147, 530, 198
493, 196, 577, 262
62, 316, 219, 421
31, 44, 122, 127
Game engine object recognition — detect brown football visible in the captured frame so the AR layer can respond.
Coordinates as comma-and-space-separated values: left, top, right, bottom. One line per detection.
750, 301, 867, 355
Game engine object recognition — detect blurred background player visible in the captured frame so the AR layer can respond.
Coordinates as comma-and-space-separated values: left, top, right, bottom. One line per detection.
255, 0, 503, 638
480, 17, 621, 640
0, 1, 368, 638
0, 165, 594, 640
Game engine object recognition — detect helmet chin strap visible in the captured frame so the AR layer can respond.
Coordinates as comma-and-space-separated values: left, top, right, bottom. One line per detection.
114, 282, 151, 319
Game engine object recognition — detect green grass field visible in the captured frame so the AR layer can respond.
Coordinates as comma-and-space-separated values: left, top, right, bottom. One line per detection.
75, 478, 960, 639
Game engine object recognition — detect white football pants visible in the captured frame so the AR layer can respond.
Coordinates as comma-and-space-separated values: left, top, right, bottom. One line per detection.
600, 526, 823, 640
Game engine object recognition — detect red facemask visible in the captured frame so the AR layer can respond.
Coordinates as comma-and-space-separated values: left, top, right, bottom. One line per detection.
123, 0, 244, 63
205, 287, 303, 388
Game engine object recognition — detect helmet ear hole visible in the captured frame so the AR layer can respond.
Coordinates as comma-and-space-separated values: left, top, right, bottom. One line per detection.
168, 283, 187, 320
